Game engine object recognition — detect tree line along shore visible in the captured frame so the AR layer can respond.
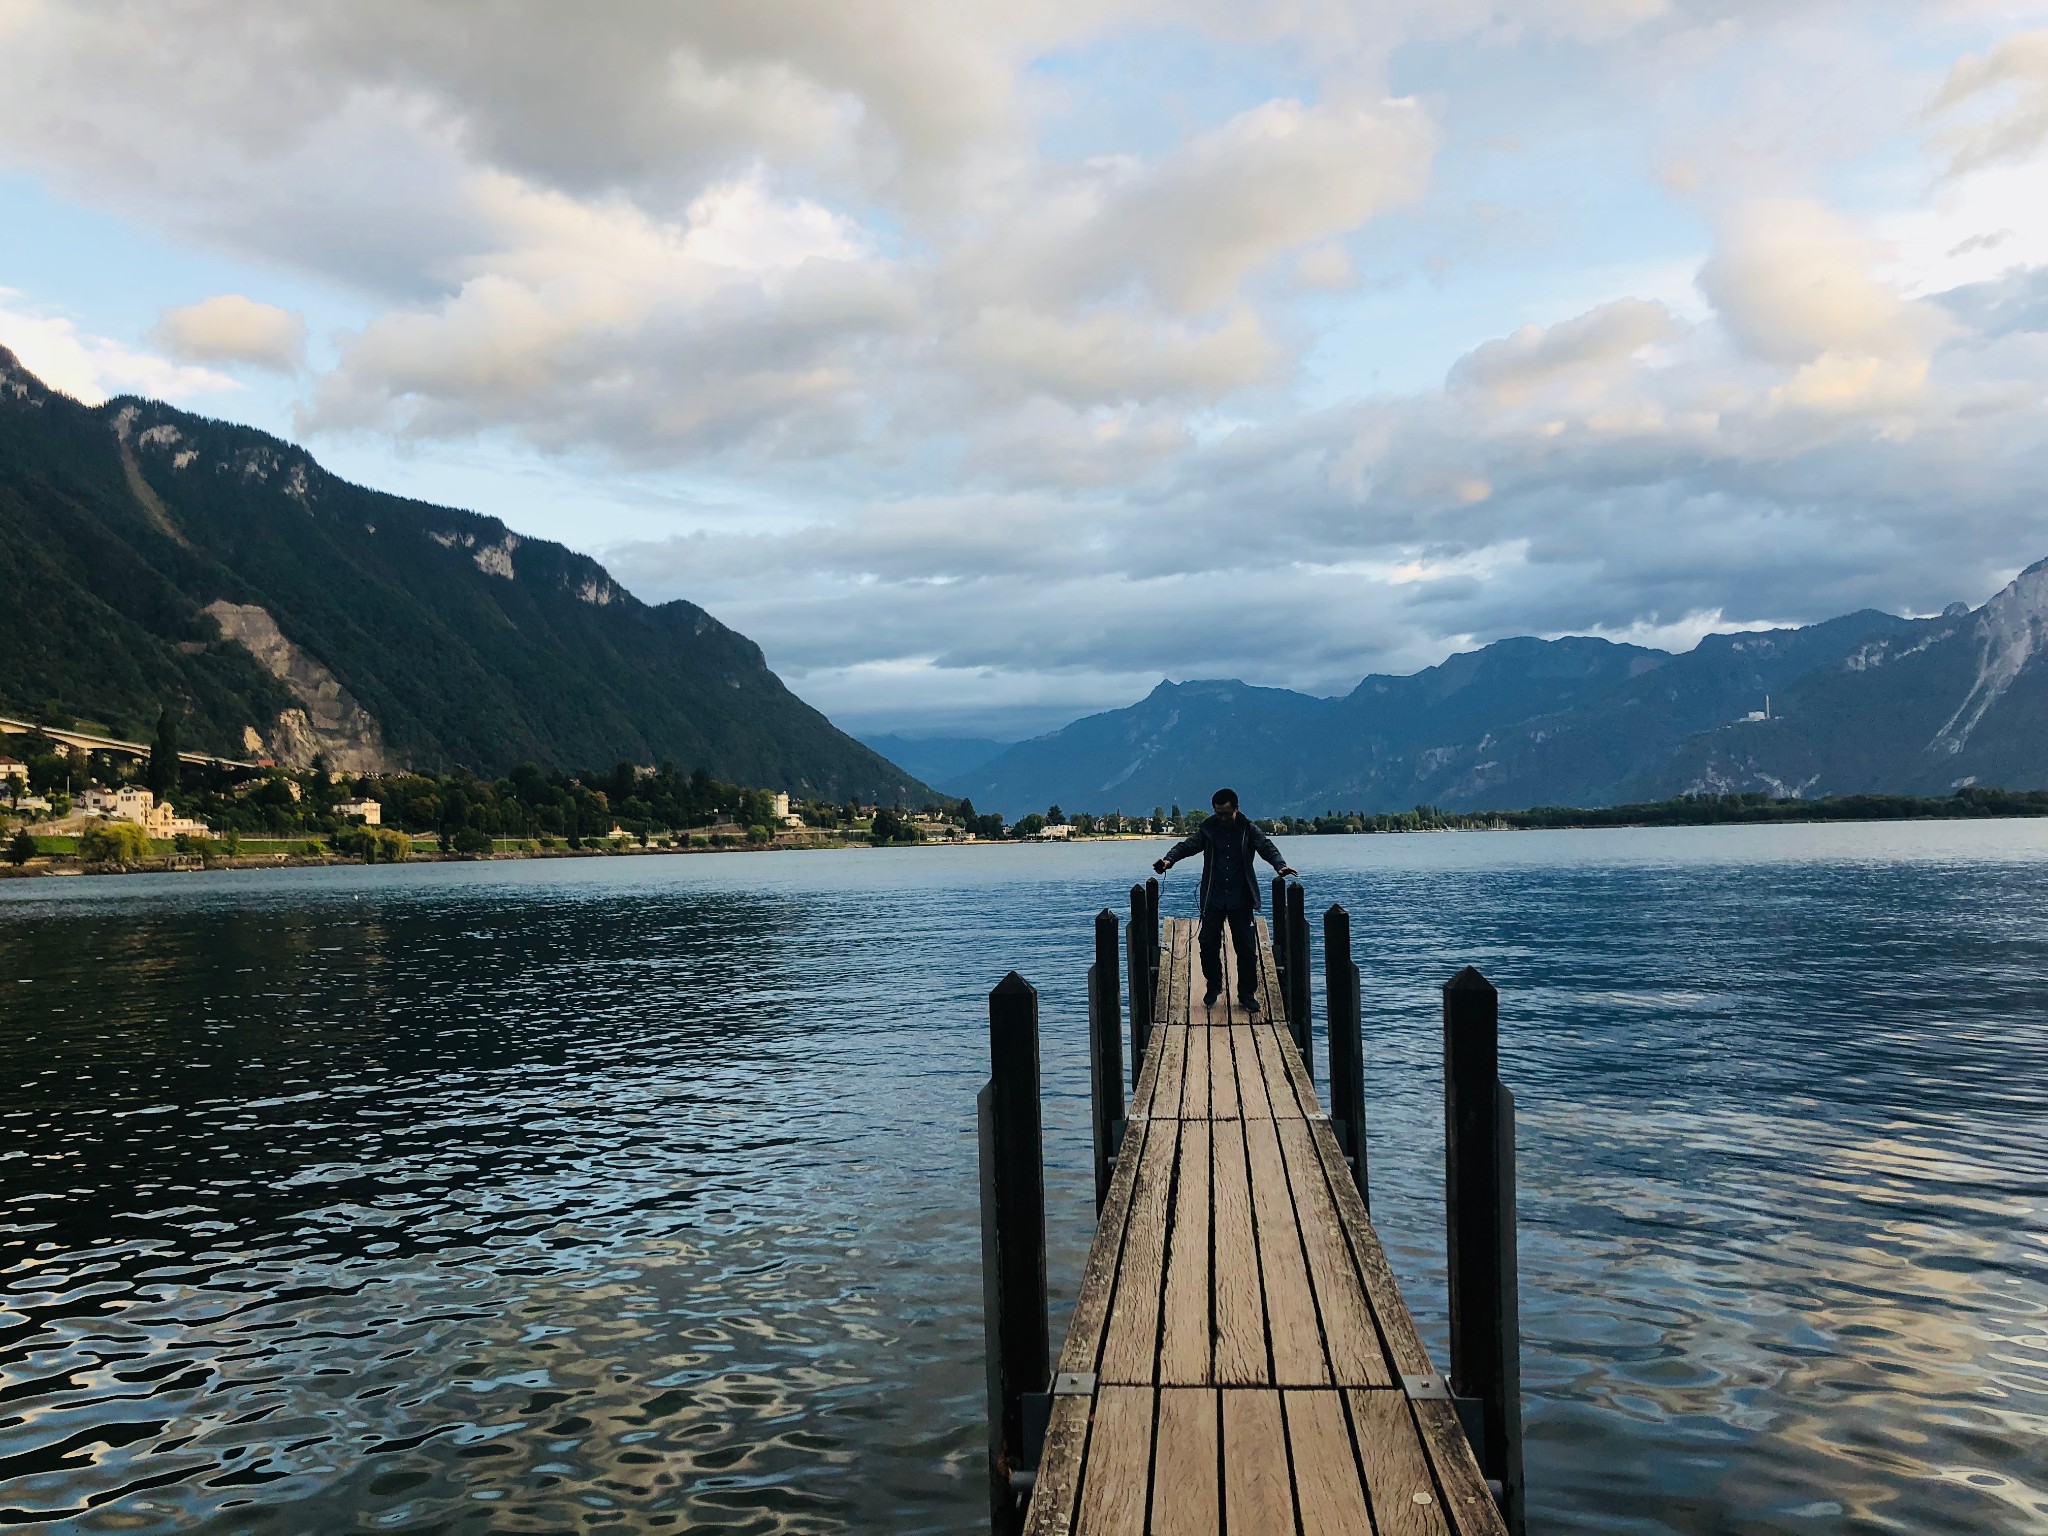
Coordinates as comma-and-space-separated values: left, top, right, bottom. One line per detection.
7, 713, 2046, 882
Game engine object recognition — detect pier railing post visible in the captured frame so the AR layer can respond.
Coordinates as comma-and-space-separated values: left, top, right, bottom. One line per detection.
1089, 910, 1127, 1210
1443, 966, 1526, 1535
1270, 874, 1290, 1009
980, 973, 1050, 1536
1128, 883, 1152, 1078
1324, 903, 1368, 1206
1144, 876, 1160, 1016
1286, 881, 1312, 1081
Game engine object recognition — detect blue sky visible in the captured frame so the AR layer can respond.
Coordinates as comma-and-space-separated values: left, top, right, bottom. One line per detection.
3, 1, 2047, 738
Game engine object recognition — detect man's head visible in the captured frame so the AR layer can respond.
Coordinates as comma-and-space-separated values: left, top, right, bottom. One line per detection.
1211, 788, 1239, 820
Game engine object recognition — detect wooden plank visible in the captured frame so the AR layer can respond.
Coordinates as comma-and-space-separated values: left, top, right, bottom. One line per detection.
1245, 1116, 1331, 1386
1305, 1114, 1435, 1377
1159, 1120, 1213, 1385
1351, 1389, 1453, 1536
1234, 1025, 1275, 1121
1251, 1025, 1309, 1120
1020, 1393, 1092, 1536
1150, 1389, 1220, 1534
1279, 1118, 1394, 1387
1075, 1385, 1154, 1536
1182, 1025, 1211, 1119
1149, 1027, 1187, 1124
1210, 1025, 1241, 1120
1167, 918, 1192, 1023
1098, 1120, 1176, 1384
1285, 1390, 1374, 1536
1059, 1118, 1153, 1376
1269, 1011, 1322, 1114
1210, 1118, 1268, 1386
1411, 1395, 1511, 1536
1221, 1389, 1295, 1534
1252, 915, 1286, 1022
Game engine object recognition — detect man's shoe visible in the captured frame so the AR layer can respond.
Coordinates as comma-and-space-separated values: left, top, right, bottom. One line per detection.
1203, 985, 1221, 1007
1239, 993, 1261, 1014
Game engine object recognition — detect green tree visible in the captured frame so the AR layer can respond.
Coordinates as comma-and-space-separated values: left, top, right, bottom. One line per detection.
1046, 804, 1065, 825
147, 708, 180, 799
7, 829, 33, 866
80, 822, 153, 864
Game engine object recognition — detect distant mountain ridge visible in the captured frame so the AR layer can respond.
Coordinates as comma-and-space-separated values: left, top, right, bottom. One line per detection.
0, 347, 926, 800
943, 570, 2048, 817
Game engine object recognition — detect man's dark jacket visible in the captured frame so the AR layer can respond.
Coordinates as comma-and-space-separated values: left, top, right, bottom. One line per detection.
1162, 815, 1287, 911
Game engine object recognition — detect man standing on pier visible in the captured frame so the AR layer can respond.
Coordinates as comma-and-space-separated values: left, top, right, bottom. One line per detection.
1153, 788, 1296, 1012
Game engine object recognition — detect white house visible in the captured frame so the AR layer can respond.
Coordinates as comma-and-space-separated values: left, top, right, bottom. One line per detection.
335, 798, 382, 825
82, 786, 157, 824
0, 757, 25, 789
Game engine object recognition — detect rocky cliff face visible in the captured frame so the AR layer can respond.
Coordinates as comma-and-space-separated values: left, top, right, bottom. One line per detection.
203, 601, 393, 772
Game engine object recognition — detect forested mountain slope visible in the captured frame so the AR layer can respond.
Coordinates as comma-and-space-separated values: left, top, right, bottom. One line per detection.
0, 348, 925, 801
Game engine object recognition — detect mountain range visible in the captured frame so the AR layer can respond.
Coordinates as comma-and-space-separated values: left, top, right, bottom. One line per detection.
0, 348, 925, 802
942, 566, 2048, 818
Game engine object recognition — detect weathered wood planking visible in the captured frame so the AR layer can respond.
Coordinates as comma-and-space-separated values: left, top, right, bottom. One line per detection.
1022, 916, 1508, 1536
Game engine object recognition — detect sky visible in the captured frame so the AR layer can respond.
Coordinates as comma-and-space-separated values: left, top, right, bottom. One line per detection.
3, 1, 2048, 741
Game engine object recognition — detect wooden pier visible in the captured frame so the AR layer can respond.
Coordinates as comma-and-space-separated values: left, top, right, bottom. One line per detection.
979, 891, 1523, 1536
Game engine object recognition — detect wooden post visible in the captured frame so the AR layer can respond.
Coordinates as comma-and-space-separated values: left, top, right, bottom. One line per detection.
1443, 966, 1525, 1535
1129, 882, 1152, 1056
1144, 876, 1160, 1017
1269, 873, 1290, 1009
1323, 903, 1367, 1207
1089, 910, 1126, 1211
981, 973, 1050, 1536
1286, 880, 1312, 1080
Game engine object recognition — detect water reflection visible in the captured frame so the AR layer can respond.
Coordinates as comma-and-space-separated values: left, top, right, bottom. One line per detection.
2, 825, 2046, 1532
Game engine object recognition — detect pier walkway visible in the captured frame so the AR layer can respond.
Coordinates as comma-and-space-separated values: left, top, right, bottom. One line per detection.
1021, 915, 1509, 1535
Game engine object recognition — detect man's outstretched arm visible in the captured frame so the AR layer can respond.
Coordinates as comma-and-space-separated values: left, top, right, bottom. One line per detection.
1250, 824, 1298, 878
1152, 825, 1206, 874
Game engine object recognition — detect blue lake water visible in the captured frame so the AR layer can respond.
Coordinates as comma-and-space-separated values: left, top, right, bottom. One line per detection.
2, 822, 2046, 1534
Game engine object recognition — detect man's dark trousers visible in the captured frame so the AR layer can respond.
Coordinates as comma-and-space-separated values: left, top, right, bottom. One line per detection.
1199, 903, 1259, 1006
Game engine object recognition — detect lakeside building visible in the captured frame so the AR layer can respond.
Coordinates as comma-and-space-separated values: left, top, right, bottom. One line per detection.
0, 757, 24, 789
144, 801, 213, 839
335, 798, 382, 825
82, 785, 155, 822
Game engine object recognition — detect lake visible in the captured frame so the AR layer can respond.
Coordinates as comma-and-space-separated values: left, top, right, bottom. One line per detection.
3, 823, 2045, 1534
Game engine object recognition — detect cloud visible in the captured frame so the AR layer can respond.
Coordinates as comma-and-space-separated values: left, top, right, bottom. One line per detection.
0, 295, 237, 406
1451, 298, 1680, 405
150, 294, 306, 372
1697, 200, 1939, 368
1929, 28, 2048, 174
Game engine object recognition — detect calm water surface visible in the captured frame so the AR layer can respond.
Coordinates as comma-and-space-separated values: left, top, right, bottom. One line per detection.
2, 824, 2045, 1534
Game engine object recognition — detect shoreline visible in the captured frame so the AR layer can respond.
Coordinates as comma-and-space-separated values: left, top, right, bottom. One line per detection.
7, 809, 2047, 881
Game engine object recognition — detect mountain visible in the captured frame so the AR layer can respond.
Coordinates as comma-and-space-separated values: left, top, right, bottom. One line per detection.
856, 732, 1012, 787
0, 348, 925, 801
944, 574, 2047, 817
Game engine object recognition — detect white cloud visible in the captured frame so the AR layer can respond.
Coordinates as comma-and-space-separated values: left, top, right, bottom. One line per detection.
0, 296, 237, 406
150, 294, 307, 372
1929, 27, 2048, 173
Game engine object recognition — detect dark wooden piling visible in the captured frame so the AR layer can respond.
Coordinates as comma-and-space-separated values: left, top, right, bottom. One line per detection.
1088, 910, 1126, 1210
1286, 880, 1312, 1078
1128, 883, 1153, 1076
1270, 873, 1290, 1008
1443, 966, 1526, 1535
1323, 902, 1368, 1206
1144, 877, 1160, 1051
980, 973, 1050, 1536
